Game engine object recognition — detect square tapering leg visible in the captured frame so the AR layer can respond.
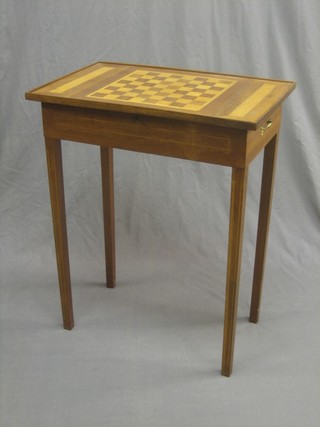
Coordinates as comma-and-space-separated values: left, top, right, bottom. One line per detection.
249, 135, 279, 323
101, 147, 116, 288
45, 138, 74, 330
221, 167, 248, 376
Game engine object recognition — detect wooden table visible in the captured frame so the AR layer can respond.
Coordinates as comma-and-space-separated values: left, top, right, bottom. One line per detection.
26, 62, 295, 376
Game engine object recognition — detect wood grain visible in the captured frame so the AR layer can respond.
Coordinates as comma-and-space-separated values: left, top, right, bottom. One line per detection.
246, 108, 281, 164
51, 66, 113, 94
101, 147, 116, 288
222, 167, 248, 377
25, 62, 296, 376
87, 69, 237, 111
249, 134, 279, 323
25, 61, 296, 130
41, 104, 248, 168
45, 138, 74, 330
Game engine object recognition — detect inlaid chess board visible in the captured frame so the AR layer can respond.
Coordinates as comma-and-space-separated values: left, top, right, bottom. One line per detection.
26, 62, 295, 130
87, 69, 236, 111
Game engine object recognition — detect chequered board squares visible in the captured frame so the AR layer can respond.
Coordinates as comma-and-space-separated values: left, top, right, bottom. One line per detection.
87, 70, 236, 111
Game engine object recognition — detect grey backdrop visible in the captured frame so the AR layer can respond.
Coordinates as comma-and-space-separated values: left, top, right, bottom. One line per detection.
1, 1, 320, 426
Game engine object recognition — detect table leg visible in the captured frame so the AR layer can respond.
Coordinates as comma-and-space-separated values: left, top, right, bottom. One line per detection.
249, 134, 279, 323
101, 147, 116, 288
45, 138, 74, 330
221, 167, 248, 376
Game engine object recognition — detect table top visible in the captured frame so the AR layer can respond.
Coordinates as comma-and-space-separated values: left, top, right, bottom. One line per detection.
26, 62, 295, 130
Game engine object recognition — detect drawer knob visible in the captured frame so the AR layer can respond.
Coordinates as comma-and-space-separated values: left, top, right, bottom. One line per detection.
260, 120, 273, 136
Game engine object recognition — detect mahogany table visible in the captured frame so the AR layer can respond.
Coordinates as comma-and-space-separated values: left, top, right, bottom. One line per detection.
26, 62, 295, 376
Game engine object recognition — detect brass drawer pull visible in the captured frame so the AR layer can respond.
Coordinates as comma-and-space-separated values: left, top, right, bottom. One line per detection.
260, 120, 273, 136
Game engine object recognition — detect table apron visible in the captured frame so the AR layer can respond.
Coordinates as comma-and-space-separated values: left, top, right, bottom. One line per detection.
41, 104, 255, 168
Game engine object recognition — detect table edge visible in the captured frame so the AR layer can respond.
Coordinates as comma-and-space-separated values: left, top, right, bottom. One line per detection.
25, 61, 296, 131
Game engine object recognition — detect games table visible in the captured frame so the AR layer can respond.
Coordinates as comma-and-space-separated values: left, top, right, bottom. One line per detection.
26, 62, 295, 376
